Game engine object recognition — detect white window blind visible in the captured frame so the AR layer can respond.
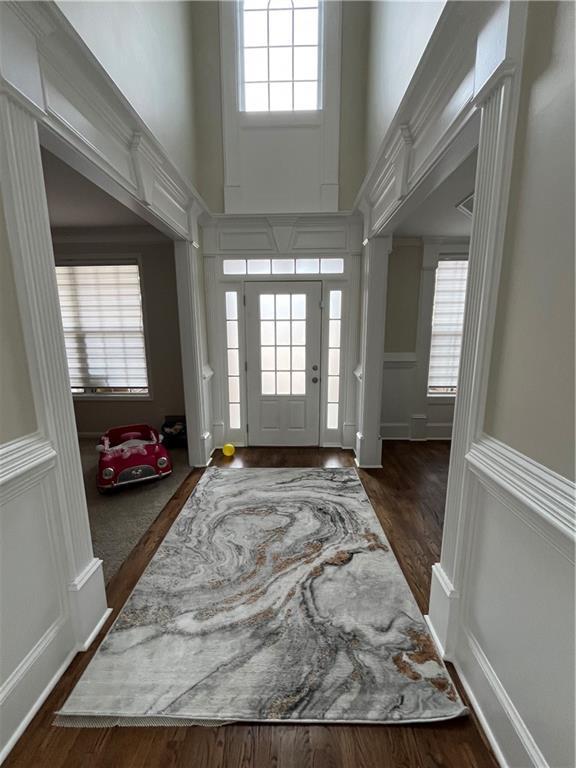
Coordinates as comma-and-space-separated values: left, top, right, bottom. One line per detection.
55, 264, 149, 393
427, 260, 469, 395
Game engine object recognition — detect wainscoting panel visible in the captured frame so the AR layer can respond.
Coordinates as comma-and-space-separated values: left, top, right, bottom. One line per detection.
0, 436, 76, 762
380, 354, 455, 440
428, 435, 575, 768
457, 476, 574, 768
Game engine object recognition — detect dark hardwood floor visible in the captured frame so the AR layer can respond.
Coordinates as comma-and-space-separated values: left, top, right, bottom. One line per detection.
6, 443, 498, 768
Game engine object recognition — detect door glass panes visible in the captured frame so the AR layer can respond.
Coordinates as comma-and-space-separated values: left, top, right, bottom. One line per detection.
259, 293, 306, 395
225, 291, 242, 429
241, 0, 321, 112
326, 290, 341, 429
223, 258, 344, 275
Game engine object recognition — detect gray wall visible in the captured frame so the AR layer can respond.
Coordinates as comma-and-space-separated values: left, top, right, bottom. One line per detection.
53, 237, 185, 435
191, 1, 225, 212
0, 190, 37, 443
57, 1, 199, 186
338, 1, 370, 210
384, 238, 422, 353
484, 0, 575, 479
364, 1, 444, 169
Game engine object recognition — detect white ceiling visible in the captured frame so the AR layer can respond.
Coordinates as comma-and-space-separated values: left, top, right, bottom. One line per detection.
394, 150, 477, 237
41, 148, 147, 228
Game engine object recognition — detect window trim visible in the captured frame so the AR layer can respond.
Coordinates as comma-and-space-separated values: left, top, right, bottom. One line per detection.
237, 0, 324, 116
54, 255, 153, 402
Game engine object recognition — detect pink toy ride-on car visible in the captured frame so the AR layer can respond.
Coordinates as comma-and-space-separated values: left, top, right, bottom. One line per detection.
97, 424, 172, 492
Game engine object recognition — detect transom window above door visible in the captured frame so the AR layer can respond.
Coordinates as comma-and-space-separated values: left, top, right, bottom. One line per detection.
223, 257, 343, 275
239, 0, 322, 112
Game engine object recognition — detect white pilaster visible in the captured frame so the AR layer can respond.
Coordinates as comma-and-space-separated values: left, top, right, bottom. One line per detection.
175, 237, 213, 467
427, 60, 527, 656
0, 93, 109, 648
355, 235, 392, 468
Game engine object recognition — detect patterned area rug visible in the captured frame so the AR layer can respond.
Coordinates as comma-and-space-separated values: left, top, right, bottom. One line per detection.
56, 468, 467, 726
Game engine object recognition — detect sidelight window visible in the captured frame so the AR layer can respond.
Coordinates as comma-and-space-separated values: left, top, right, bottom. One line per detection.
326, 289, 341, 429
225, 291, 242, 428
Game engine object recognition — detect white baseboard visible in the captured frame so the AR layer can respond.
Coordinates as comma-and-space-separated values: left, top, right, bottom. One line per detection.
455, 630, 549, 768
78, 608, 112, 653
426, 562, 459, 661
380, 422, 453, 441
0, 643, 77, 765
68, 558, 111, 651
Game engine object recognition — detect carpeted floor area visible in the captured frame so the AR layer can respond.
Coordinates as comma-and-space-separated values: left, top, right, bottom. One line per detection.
79, 438, 191, 584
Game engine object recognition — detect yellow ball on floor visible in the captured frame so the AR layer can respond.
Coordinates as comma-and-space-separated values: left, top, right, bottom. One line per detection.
222, 443, 236, 457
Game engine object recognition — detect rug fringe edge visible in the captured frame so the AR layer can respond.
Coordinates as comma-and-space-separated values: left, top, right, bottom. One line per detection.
52, 707, 469, 729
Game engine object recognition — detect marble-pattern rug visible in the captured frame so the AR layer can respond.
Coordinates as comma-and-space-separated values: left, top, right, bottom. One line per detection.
56, 468, 467, 726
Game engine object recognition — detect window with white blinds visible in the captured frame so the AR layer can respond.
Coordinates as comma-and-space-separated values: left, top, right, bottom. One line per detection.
55, 263, 149, 394
427, 260, 469, 395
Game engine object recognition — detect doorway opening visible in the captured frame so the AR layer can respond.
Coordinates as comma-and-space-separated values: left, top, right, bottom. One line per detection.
40, 147, 190, 586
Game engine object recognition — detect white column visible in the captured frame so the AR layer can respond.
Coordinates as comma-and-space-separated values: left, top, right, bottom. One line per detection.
427, 73, 525, 657
0, 94, 109, 648
175, 240, 213, 467
355, 235, 392, 467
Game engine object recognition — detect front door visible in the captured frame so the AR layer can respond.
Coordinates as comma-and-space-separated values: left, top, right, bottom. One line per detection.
245, 281, 322, 445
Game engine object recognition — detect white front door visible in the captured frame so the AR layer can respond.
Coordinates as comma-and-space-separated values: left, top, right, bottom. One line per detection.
245, 281, 322, 445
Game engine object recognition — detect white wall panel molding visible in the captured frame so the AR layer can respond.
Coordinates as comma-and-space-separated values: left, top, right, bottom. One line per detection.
0, 3, 207, 240
456, 628, 550, 768
451, 464, 575, 768
356, 2, 510, 239
51, 225, 170, 245
467, 436, 576, 557
0, 433, 56, 505
203, 213, 362, 257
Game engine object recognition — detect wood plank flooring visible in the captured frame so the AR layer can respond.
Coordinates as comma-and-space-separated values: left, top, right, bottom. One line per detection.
5, 443, 498, 768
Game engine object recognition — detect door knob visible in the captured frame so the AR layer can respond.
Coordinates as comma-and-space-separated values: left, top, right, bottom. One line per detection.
312, 364, 318, 371
312, 377, 319, 383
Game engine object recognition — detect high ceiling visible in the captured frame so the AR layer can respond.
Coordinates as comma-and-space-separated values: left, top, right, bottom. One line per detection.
394, 151, 478, 238
41, 148, 146, 228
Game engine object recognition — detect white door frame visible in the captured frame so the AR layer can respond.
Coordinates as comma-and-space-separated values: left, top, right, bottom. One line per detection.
204, 245, 361, 451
